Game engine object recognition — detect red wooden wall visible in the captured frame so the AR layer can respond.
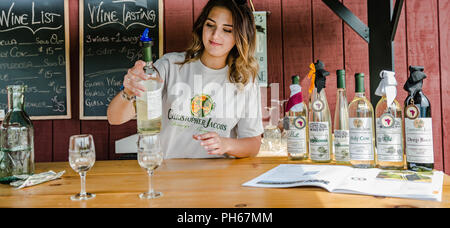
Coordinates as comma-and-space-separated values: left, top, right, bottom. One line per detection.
28, 0, 450, 174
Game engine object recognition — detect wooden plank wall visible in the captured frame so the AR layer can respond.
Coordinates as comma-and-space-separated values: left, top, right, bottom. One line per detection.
26, 0, 449, 174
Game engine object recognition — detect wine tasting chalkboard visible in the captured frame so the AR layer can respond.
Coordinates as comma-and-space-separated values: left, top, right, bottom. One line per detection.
80, 0, 163, 119
0, 0, 71, 119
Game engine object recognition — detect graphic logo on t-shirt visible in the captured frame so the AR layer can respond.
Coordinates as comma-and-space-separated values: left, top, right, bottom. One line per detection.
191, 94, 215, 118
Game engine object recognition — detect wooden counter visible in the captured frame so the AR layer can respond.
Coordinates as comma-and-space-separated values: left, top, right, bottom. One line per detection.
0, 157, 449, 208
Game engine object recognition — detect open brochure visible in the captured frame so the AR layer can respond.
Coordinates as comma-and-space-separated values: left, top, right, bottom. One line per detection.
242, 164, 444, 202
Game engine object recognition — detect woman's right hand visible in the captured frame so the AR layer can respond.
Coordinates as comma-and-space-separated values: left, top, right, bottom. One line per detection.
123, 60, 149, 97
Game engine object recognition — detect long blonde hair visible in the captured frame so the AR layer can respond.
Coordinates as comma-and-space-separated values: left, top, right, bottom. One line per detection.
179, 0, 259, 87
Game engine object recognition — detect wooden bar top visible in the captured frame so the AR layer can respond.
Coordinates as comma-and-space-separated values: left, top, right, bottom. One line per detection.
0, 157, 449, 208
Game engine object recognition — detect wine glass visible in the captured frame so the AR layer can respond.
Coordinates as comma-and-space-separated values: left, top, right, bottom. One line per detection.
68, 134, 96, 201
137, 134, 164, 199
262, 106, 281, 152
274, 99, 289, 128
276, 99, 289, 152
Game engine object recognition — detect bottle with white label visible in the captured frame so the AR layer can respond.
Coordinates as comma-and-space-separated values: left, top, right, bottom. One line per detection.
348, 73, 375, 168
334, 70, 350, 165
308, 60, 332, 163
404, 66, 434, 171
286, 75, 309, 160
136, 28, 163, 134
375, 70, 404, 169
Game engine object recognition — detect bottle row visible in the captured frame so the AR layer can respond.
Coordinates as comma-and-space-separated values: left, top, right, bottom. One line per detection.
283, 61, 433, 172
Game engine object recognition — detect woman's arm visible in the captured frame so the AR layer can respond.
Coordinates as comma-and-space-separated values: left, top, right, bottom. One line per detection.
107, 88, 136, 125
193, 132, 261, 158
107, 60, 156, 125
223, 135, 262, 158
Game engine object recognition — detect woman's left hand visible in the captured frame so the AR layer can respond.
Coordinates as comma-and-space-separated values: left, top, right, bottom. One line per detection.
193, 132, 230, 155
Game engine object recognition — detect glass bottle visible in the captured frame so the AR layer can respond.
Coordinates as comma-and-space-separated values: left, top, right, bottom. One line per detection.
136, 28, 163, 135
286, 75, 309, 160
334, 70, 350, 165
348, 73, 375, 168
0, 85, 35, 181
375, 70, 404, 169
308, 61, 332, 163
404, 66, 433, 171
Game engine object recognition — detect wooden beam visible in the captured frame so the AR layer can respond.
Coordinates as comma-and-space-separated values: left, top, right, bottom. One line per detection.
390, 0, 404, 41
322, 0, 369, 43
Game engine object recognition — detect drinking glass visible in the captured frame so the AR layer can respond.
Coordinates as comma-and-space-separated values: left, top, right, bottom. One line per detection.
68, 134, 96, 201
274, 99, 289, 129
137, 134, 163, 199
262, 106, 281, 152
275, 99, 289, 150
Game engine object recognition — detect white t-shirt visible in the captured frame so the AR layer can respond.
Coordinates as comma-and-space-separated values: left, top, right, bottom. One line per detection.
153, 52, 264, 159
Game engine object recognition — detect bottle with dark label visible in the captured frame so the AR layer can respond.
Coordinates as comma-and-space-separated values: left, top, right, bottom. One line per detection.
404, 66, 433, 171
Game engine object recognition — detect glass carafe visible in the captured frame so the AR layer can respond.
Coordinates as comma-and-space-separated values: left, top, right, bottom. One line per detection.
0, 85, 34, 181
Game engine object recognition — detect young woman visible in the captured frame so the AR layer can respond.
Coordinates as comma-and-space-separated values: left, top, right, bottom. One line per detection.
107, 0, 263, 159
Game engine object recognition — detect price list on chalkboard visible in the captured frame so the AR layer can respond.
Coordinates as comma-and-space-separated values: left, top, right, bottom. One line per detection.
0, 0, 70, 119
80, 0, 163, 119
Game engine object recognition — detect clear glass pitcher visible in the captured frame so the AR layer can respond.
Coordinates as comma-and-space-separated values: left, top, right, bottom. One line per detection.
0, 85, 34, 181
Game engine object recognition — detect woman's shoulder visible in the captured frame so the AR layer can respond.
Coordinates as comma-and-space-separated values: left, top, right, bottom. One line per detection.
158, 52, 187, 64
231, 78, 260, 92
153, 52, 187, 74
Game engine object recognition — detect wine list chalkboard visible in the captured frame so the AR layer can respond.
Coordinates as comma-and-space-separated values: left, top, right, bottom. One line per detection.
0, 0, 71, 119
80, 0, 163, 119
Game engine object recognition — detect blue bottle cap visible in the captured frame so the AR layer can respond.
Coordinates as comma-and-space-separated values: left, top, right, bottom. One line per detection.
140, 28, 153, 42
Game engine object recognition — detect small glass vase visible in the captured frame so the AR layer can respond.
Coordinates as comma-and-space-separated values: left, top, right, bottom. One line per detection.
0, 85, 34, 182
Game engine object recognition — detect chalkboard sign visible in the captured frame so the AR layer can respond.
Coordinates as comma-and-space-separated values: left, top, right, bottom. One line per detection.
80, 0, 163, 119
0, 0, 71, 119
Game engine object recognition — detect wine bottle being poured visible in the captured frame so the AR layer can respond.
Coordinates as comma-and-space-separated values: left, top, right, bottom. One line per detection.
136, 28, 163, 135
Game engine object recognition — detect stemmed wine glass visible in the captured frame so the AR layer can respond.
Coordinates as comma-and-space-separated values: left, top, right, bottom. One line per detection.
137, 134, 164, 199
271, 99, 289, 129
262, 106, 281, 152
68, 134, 96, 201
276, 99, 289, 150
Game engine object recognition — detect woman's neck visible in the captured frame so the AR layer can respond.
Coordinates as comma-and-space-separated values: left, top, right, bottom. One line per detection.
200, 52, 227, 70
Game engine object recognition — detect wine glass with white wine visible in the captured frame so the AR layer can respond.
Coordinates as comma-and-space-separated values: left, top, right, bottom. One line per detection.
68, 134, 96, 201
137, 134, 164, 199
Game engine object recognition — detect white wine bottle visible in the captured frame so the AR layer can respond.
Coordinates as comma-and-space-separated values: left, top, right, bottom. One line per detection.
334, 70, 350, 165
375, 70, 404, 169
136, 28, 163, 134
308, 61, 332, 163
286, 75, 309, 160
404, 66, 434, 172
348, 73, 375, 168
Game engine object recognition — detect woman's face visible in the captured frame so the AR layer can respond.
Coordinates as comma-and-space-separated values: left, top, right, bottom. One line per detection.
202, 6, 236, 59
